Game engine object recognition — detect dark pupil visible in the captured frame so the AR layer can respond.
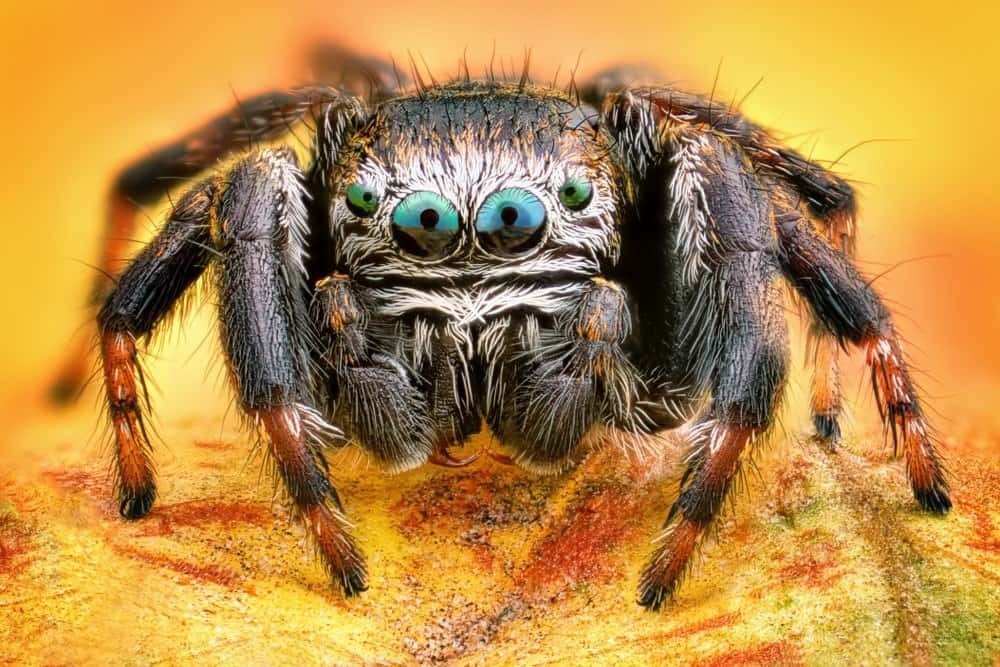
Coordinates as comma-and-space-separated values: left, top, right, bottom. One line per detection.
564, 186, 576, 197
362, 192, 373, 202
500, 206, 519, 225
419, 208, 439, 229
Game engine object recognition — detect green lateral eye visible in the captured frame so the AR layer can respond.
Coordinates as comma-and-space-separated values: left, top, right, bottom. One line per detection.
391, 191, 461, 258
346, 183, 380, 217
558, 176, 593, 211
475, 187, 547, 256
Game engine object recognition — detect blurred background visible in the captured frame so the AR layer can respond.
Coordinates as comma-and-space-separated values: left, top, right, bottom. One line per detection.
1, 0, 998, 428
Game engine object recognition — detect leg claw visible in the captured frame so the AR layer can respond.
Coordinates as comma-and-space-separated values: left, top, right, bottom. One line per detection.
118, 484, 156, 520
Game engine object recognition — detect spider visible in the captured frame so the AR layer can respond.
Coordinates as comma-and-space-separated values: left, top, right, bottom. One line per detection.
64, 47, 950, 609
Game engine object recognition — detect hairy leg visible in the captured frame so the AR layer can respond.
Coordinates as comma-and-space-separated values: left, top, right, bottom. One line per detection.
602, 80, 943, 606
51, 85, 357, 401
775, 196, 950, 513
600, 119, 789, 608
97, 180, 215, 517
212, 147, 365, 594
603, 84, 860, 446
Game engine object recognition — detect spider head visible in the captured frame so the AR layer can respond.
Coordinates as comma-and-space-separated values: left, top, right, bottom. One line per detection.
328, 81, 627, 283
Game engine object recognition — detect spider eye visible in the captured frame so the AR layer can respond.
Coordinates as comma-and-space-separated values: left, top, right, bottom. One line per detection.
346, 183, 380, 217
475, 188, 547, 256
391, 191, 461, 258
558, 176, 593, 211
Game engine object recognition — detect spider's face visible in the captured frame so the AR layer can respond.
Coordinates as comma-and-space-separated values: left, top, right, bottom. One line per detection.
328, 82, 626, 284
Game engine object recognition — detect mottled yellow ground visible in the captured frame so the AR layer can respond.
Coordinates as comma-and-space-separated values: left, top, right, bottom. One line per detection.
1, 368, 997, 665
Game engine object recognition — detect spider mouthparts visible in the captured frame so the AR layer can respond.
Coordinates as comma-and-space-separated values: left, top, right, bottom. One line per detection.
428, 447, 481, 468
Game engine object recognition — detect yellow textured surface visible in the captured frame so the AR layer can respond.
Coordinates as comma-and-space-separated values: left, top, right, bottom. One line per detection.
1, 385, 998, 665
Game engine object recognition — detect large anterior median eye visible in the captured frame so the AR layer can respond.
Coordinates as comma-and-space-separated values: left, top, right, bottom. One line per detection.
475, 188, 547, 256
390, 191, 461, 258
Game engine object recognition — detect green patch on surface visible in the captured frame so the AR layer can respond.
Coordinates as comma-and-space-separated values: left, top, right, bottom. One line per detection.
918, 557, 1000, 666
934, 610, 1000, 667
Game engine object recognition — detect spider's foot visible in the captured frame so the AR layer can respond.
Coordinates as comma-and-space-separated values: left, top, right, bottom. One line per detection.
305, 504, 369, 598
914, 481, 952, 514
118, 483, 157, 520
339, 563, 369, 597
637, 580, 675, 611
812, 413, 841, 450
637, 520, 699, 611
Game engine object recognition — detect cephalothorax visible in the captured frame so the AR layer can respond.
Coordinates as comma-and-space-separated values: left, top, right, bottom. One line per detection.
68, 48, 950, 608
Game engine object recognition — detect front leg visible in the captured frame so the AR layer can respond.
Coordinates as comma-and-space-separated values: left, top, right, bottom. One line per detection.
98, 180, 216, 518
604, 117, 790, 608
213, 148, 365, 595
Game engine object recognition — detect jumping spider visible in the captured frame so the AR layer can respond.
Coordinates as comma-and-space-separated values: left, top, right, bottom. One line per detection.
61, 47, 950, 608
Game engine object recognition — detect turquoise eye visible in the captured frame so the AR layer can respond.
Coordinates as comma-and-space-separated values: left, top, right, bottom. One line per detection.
391, 191, 461, 258
475, 188, 547, 256
346, 183, 379, 217
558, 176, 593, 211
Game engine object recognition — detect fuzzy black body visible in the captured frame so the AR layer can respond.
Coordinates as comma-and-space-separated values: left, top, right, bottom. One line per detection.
86, 49, 951, 606
311, 83, 645, 473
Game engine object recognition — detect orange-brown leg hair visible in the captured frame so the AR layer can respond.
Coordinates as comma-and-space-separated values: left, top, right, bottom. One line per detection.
97, 179, 216, 517
864, 333, 949, 511
810, 327, 843, 445
101, 330, 156, 518
215, 149, 366, 595
259, 406, 366, 594
101, 331, 156, 519
777, 202, 950, 512
640, 424, 759, 608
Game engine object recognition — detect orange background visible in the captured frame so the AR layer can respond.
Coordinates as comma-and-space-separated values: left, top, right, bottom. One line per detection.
1, 1, 998, 424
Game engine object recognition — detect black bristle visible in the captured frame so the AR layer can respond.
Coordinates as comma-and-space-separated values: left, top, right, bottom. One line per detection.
914, 484, 952, 514
119, 483, 157, 520
813, 413, 841, 446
